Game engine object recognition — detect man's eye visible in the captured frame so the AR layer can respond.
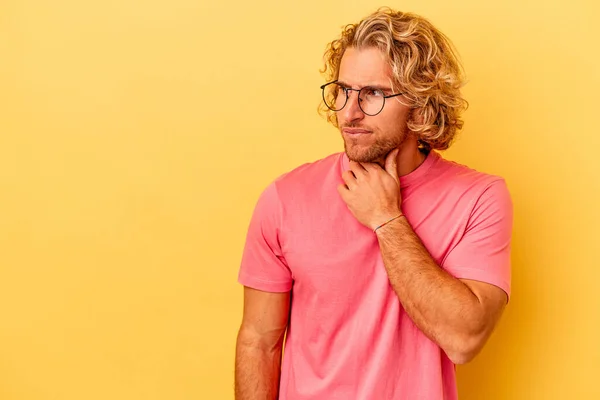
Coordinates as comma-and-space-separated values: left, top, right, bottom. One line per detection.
365, 88, 384, 97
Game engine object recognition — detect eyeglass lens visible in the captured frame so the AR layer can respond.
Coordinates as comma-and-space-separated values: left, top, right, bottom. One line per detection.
322, 83, 386, 116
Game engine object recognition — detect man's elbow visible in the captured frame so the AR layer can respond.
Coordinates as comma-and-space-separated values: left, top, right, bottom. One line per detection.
236, 325, 287, 354
444, 329, 490, 365
446, 343, 481, 365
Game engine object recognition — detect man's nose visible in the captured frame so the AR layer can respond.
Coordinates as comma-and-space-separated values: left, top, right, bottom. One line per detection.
340, 90, 365, 122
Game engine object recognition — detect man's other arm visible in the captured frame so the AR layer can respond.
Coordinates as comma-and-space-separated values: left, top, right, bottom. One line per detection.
375, 217, 507, 364
235, 286, 290, 400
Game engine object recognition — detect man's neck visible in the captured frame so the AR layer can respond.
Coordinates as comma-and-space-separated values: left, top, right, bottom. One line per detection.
396, 146, 427, 177
374, 139, 427, 176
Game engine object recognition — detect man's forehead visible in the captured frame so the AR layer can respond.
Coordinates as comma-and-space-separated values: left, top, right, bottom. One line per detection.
338, 47, 394, 88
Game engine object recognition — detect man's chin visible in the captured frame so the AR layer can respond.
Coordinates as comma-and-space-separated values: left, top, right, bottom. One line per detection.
343, 143, 381, 163
345, 150, 385, 164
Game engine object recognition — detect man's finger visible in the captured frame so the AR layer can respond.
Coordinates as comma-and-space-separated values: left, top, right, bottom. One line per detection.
385, 148, 400, 182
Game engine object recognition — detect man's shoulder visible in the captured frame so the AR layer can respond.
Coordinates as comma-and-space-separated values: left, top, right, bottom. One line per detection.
436, 155, 507, 190
425, 156, 512, 231
254, 151, 343, 211
272, 151, 342, 187
431, 155, 510, 207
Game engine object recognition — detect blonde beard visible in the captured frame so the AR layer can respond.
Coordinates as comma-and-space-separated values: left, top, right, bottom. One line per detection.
343, 128, 409, 164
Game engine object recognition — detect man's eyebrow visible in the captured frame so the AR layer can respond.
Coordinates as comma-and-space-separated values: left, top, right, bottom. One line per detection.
336, 80, 394, 92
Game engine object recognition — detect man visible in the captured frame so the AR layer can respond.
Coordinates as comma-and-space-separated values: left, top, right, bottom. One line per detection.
235, 7, 513, 400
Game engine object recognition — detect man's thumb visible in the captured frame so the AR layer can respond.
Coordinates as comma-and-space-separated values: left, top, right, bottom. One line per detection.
385, 148, 400, 182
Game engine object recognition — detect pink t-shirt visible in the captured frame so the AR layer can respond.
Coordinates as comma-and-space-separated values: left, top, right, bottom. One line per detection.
238, 150, 513, 400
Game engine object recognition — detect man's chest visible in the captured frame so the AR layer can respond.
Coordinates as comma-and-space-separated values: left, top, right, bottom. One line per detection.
279, 194, 466, 289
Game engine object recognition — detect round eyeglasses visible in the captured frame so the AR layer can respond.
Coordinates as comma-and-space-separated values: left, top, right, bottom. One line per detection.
320, 80, 403, 116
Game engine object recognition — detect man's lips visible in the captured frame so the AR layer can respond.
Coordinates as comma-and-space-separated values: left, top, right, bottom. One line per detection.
342, 128, 372, 135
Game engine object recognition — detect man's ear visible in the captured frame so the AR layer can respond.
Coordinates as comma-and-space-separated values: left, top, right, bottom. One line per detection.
408, 108, 428, 148
409, 107, 425, 126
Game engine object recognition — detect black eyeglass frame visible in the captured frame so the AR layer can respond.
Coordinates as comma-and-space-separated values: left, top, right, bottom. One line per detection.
320, 79, 404, 116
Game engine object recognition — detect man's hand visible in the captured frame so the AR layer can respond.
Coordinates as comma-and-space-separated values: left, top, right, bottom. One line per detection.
337, 148, 402, 230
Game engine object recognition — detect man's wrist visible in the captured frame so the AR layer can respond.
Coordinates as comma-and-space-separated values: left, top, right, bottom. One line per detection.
373, 212, 405, 233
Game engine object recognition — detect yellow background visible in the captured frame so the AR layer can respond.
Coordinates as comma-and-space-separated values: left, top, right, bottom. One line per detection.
1, 0, 599, 399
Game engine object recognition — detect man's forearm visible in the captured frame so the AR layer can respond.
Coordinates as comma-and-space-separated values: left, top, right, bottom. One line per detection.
375, 217, 485, 363
235, 335, 283, 400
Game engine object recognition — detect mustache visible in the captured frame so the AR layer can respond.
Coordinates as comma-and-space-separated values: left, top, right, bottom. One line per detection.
341, 123, 372, 130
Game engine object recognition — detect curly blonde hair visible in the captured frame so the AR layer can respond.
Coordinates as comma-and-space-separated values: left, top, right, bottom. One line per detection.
320, 7, 468, 151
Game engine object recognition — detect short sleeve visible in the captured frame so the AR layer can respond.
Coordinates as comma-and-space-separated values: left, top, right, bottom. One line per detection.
442, 179, 514, 299
237, 181, 293, 292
